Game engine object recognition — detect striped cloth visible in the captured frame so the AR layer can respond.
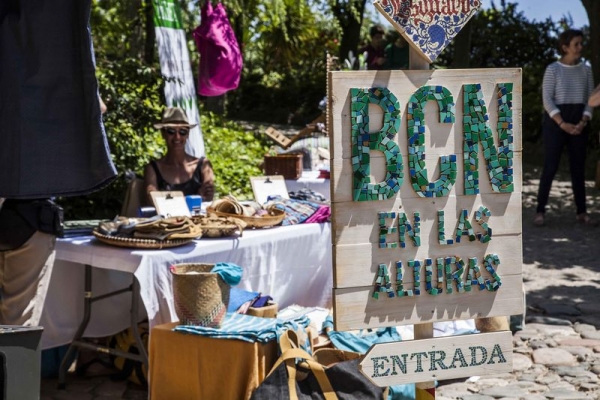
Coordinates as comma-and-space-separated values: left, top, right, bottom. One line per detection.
265, 196, 321, 226
174, 313, 311, 344
542, 61, 594, 119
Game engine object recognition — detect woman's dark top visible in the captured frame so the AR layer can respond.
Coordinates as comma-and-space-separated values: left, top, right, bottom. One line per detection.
150, 158, 205, 196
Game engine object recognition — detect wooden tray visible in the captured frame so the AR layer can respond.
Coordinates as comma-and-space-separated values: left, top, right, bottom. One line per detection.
206, 207, 285, 229
92, 230, 194, 249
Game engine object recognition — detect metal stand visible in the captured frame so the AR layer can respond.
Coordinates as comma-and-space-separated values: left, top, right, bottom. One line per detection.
58, 264, 148, 389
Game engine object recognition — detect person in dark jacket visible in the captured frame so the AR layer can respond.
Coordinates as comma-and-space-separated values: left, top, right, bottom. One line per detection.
359, 25, 386, 70
0, 0, 116, 326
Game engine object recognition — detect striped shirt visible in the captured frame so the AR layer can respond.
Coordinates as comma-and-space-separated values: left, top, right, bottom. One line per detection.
543, 61, 594, 119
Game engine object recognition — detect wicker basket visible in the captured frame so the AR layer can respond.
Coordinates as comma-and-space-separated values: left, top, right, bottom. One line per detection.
264, 154, 303, 180
170, 263, 230, 328
206, 207, 285, 228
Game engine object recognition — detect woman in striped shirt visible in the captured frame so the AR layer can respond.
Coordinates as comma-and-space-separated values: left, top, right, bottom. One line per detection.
534, 29, 595, 226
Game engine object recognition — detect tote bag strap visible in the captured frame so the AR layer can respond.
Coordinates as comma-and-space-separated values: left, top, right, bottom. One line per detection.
265, 347, 338, 400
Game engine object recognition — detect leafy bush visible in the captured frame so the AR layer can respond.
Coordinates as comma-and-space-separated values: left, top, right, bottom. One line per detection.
202, 113, 271, 200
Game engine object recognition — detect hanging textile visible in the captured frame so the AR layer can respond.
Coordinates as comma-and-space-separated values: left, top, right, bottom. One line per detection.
153, 0, 206, 157
193, 1, 242, 96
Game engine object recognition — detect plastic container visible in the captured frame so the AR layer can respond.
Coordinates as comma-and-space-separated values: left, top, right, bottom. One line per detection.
185, 195, 203, 215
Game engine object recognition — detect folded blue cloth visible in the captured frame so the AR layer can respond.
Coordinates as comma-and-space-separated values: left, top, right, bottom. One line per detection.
227, 288, 260, 313
174, 313, 310, 344
322, 316, 415, 400
211, 262, 243, 286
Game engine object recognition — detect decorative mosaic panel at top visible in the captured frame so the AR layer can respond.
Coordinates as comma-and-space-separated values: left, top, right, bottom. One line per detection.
374, 0, 482, 63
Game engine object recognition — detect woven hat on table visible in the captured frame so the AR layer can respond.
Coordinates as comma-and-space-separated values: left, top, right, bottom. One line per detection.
170, 263, 230, 328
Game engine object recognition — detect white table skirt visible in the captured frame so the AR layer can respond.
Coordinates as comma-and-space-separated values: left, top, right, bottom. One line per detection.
40, 223, 333, 349
285, 171, 330, 200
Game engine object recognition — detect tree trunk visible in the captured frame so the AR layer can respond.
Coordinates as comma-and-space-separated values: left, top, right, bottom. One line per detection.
332, 0, 367, 68
144, 0, 156, 65
127, 0, 144, 59
452, 19, 472, 68
582, 0, 600, 84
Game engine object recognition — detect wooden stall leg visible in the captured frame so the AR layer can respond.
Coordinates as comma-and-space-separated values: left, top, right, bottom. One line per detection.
414, 323, 435, 400
58, 264, 93, 389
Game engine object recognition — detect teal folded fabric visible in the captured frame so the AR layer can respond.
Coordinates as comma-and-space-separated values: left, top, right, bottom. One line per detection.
211, 262, 243, 286
174, 313, 311, 344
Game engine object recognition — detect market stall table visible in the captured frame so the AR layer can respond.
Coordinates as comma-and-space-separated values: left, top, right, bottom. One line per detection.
149, 322, 278, 400
40, 223, 333, 351
285, 170, 330, 200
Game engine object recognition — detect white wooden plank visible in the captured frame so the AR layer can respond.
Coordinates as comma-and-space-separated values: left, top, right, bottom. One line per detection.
333, 274, 524, 331
333, 234, 522, 288
330, 152, 522, 204
360, 331, 513, 386
331, 192, 522, 245
329, 69, 522, 160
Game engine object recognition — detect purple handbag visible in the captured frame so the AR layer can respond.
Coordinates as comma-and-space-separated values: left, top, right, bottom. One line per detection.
193, 2, 242, 96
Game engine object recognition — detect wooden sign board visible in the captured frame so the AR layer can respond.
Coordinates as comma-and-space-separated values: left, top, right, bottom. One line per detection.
360, 331, 513, 386
374, 0, 481, 63
329, 69, 524, 331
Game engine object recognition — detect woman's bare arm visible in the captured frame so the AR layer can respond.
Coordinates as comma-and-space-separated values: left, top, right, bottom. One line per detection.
199, 158, 215, 201
589, 84, 600, 108
144, 163, 160, 205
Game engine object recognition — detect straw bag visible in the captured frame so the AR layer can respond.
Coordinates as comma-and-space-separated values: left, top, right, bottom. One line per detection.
170, 263, 230, 328
251, 330, 387, 400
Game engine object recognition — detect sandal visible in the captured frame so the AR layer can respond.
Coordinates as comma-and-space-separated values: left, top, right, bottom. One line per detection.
576, 213, 599, 226
533, 213, 544, 227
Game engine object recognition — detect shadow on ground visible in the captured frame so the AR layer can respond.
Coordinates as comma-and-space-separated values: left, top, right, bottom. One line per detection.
521, 162, 600, 327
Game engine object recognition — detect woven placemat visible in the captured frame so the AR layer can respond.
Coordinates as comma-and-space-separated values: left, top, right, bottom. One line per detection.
92, 230, 194, 249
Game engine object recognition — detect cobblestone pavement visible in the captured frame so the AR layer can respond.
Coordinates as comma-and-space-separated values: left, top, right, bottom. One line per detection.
41, 164, 600, 399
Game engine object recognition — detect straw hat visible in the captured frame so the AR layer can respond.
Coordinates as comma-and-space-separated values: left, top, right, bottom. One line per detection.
153, 107, 198, 129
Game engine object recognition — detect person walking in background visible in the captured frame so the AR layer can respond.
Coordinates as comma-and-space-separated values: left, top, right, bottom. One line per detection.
359, 24, 386, 70
384, 30, 409, 70
534, 29, 595, 227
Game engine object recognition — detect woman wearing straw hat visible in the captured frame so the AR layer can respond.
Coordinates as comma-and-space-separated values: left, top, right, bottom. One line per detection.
144, 107, 215, 203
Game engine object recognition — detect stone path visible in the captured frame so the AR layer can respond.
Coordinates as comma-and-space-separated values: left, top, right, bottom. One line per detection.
41, 163, 600, 399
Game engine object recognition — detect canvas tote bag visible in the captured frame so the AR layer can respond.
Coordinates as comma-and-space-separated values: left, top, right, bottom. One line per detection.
251, 330, 386, 400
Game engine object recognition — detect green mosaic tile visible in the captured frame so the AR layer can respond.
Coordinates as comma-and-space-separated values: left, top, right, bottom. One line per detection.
463, 83, 514, 194
351, 88, 403, 202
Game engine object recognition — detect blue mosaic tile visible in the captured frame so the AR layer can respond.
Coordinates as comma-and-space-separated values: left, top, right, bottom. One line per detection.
373, 264, 395, 299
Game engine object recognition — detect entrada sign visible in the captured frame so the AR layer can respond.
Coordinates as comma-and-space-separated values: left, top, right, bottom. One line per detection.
360, 331, 513, 385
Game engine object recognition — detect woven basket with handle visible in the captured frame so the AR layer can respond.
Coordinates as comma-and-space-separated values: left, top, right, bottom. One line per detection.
170, 263, 230, 328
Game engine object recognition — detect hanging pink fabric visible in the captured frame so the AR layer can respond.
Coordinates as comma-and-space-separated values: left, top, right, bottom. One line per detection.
193, 1, 242, 96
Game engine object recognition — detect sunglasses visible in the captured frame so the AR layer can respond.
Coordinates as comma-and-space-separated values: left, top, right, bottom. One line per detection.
164, 127, 190, 136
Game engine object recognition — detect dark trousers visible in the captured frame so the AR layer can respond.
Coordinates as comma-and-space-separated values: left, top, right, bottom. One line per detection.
536, 105, 589, 215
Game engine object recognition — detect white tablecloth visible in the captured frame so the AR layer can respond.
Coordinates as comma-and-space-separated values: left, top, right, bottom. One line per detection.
40, 223, 333, 349
285, 171, 330, 200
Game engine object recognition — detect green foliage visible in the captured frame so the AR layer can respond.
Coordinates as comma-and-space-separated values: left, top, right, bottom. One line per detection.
225, 5, 339, 124
202, 112, 271, 199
